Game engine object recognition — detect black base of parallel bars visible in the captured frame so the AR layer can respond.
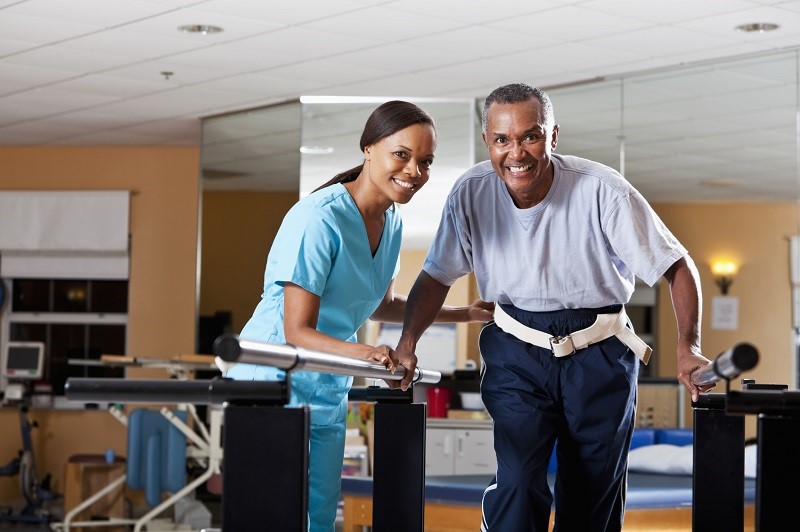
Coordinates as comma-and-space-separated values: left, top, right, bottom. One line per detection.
222, 403, 309, 531
65, 377, 428, 531
692, 393, 744, 532
372, 402, 426, 532
693, 384, 800, 532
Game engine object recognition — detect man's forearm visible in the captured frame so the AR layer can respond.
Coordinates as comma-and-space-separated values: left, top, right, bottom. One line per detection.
666, 256, 702, 351
397, 271, 450, 349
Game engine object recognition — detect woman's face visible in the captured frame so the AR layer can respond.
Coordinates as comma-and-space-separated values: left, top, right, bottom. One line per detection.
363, 123, 436, 205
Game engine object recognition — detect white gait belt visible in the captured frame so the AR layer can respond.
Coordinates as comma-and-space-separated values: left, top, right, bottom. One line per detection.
493, 305, 652, 365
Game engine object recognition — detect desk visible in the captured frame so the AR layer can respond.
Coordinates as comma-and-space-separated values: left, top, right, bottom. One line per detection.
341, 474, 756, 532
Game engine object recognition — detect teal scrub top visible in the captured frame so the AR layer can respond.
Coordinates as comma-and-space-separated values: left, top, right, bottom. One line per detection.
228, 183, 402, 425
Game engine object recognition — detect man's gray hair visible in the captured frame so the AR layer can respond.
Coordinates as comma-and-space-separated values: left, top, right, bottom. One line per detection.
482, 83, 555, 132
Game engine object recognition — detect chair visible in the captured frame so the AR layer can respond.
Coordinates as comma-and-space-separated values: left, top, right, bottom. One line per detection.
53, 404, 222, 532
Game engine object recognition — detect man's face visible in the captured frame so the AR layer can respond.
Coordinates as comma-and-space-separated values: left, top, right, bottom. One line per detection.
482, 99, 559, 208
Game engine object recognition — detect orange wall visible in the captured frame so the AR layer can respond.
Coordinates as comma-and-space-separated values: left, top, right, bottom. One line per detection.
199, 190, 298, 336
0, 146, 200, 501
653, 203, 797, 434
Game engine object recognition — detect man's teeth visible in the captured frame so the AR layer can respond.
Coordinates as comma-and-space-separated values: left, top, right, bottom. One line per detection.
509, 164, 533, 172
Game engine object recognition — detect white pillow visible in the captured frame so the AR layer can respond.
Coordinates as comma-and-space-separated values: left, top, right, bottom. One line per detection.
744, 445, 757, 479
627, 444, 693, 475
628, 443, 758, 478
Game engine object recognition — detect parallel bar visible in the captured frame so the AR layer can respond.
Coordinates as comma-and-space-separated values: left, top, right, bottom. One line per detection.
725, 389, 800, 415
690, 343, 759, 386
214, 333, 441, 384
348, 386, 413, 404
64, 377, 287, 404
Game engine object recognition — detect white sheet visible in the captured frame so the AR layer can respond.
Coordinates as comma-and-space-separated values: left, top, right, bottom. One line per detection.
628, 443, 757, 478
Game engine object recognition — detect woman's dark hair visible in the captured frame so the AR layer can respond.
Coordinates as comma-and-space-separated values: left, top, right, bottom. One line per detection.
313, 100, 436, 192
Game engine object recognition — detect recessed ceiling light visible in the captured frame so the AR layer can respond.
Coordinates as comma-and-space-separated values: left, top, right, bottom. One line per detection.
300, 146, 333, 155
300, 146, 335, 155
178, 24, 223, 35
735, 22, 779, 33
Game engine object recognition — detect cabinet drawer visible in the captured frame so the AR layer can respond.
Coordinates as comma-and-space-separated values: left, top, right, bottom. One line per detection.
455, 429, 496, 475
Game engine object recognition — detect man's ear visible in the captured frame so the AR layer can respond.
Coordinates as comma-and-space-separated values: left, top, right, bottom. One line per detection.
551, 124, 559, 150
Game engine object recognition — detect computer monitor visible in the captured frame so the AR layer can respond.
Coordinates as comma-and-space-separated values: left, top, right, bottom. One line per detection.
3, 341, 45, 380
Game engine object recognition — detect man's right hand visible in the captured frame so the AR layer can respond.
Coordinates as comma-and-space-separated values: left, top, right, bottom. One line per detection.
390, 342, 418, 391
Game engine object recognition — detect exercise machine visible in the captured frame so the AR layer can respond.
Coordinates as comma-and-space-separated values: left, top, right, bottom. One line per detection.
0, 341, 58, 524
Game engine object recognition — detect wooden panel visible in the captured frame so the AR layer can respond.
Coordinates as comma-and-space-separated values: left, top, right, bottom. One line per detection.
63, 458, 126, 531
637, 382, 679, 428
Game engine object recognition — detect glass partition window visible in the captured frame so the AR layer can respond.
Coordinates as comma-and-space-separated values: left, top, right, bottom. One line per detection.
543, 52, 799, 203
201, 101, 302, 192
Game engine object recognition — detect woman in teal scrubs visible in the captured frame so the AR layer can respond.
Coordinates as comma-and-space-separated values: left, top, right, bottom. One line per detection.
227, 100, 493, 531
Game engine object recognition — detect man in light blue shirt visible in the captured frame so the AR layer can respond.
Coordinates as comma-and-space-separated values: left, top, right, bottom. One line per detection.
393, 83, 715, 532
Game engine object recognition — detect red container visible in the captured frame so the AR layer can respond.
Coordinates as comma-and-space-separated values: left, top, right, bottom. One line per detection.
427, 387, 451, 418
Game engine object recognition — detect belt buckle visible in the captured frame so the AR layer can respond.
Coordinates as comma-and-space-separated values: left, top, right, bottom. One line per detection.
549, 335, 576, 357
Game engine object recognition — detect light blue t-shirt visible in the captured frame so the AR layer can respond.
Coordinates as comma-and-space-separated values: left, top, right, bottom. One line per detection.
228, 183, 402, 425
424, 154, 686, 312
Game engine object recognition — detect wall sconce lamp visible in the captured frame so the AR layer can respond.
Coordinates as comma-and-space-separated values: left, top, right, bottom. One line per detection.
711, 260, 737, 295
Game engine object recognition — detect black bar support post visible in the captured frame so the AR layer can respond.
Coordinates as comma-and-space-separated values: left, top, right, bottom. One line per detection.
692, 393, 744, 532
222, 404, 310, 531
372, 401, 426, 532
755, 414, 800, 531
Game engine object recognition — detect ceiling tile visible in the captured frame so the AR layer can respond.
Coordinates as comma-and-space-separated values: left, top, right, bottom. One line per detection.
488, 4, 652, 40
231, 26, 378, 59
380, 0, 561, 25
581, 0, 756, 24
5, 46, 139, 73
196, 0, 369, 25
300, 6, 464, 42
4, 0, 173, 26
0, 13, 100, 45
405, 25, 550, 57
59, 29, 205, 58
586, 25, 741, 56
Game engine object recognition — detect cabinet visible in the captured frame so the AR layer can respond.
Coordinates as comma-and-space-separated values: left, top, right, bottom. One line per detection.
425, 420, 495, 476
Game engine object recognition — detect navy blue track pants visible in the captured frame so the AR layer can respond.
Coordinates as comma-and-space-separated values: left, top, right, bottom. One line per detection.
479, 304, 639, 532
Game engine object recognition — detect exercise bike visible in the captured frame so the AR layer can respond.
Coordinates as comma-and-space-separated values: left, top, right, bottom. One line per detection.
0, 342, 59, 525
